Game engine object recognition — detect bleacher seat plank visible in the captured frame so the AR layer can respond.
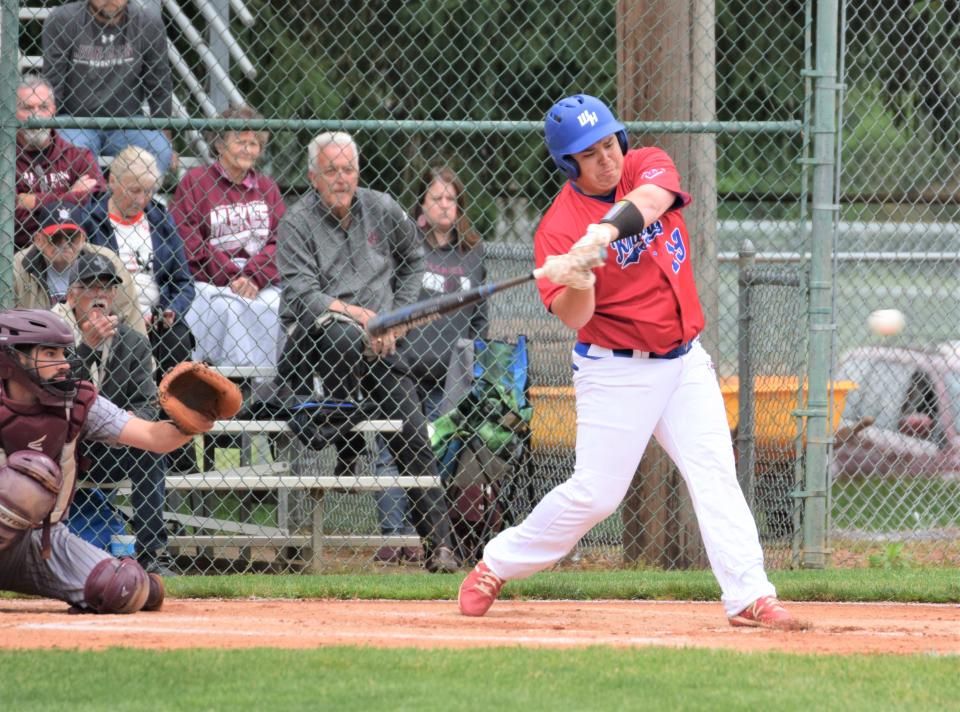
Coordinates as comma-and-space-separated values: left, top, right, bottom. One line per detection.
212, 366, 279, 380
166, 470, 441, 491
167, 532, 420, 549
208, 418, 403, 434
168, 534, 312, 548
116, 505, 286, 537
167, 533, 421, 549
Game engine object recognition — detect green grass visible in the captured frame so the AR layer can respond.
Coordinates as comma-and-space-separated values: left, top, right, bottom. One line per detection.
4, 570, 957, 710
8, 568, 953, 604
154, 568, 960, 604
2, 647, 957, 712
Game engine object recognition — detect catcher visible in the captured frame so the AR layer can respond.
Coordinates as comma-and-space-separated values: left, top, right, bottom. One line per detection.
0, 308, 240, 613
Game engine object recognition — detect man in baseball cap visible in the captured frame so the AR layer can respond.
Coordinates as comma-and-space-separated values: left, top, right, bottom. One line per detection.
54, 252, 176, 576
66, 252, 124, 288
33, 201, 89, 272
14, 201, 146, 338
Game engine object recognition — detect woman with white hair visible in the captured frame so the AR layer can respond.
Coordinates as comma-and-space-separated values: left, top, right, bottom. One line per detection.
170, 106, 285, 370
75, 145, 195, 378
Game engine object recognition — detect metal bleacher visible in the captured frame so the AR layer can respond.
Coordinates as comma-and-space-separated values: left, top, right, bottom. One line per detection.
18, 2, 437, 569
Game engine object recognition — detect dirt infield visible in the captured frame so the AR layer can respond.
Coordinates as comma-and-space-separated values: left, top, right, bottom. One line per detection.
1, 599, 957, 655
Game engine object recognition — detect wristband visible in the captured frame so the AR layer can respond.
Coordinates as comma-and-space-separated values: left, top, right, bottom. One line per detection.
599, 199, 645, 238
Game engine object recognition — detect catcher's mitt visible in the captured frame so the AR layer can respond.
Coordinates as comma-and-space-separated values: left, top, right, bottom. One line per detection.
158, 361, 243, 435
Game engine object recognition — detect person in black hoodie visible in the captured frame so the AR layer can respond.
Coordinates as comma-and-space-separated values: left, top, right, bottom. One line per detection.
372, 165, 488, 564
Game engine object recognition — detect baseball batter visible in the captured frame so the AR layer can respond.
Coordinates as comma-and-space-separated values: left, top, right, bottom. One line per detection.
458, 95, 801, 630
0, 308, 199, 613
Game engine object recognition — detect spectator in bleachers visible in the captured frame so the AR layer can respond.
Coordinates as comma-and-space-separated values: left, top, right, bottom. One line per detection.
170, 106, 284, 371
74, 146, 195, 380
14, 75, 105, 249
53, 252, 175, 576
275, 131, 459, 573
14, 201, 146, 338
372, 165, 489, 564
41, 0, 175, 175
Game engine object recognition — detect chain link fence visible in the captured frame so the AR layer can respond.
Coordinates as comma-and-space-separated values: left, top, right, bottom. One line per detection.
2, 0, 956, 577
830, 1, 960, 569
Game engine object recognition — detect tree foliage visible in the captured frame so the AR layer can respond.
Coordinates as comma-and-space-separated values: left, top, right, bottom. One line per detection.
227, 0, 959, 225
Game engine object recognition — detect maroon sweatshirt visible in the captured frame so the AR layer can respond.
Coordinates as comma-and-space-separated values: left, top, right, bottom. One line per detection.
15, 132, 106, 248
169, 162, 285, 289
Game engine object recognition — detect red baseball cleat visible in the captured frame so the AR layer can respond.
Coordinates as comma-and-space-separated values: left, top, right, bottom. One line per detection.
458, 560, 504, 617
728, 596, 807, 630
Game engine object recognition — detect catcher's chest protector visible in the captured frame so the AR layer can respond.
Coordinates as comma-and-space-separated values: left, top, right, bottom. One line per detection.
0, 382, 96, 523
0, 381, 95, 458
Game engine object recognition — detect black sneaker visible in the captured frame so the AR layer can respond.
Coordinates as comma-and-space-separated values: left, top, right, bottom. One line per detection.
425, 545, 460, 573
139, 550, 178, 577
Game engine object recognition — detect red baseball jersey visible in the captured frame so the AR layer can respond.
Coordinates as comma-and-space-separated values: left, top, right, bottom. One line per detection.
534, 147, 704, 353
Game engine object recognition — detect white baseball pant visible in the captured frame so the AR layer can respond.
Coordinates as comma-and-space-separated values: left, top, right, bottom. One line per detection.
483, 340, 777, 616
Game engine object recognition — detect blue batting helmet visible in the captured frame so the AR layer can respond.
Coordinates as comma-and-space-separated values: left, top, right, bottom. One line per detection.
544, 94, 628, 180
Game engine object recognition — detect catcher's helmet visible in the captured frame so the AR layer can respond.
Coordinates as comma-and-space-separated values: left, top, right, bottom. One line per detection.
544, 94, 628, 180
0, 308, 78, 406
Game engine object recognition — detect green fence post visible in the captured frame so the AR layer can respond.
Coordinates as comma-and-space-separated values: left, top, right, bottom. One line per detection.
0, 0, 18, 309
802, 0, 841, 568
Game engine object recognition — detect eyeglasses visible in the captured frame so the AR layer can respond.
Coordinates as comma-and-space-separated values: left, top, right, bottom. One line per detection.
317, 166, 358, 179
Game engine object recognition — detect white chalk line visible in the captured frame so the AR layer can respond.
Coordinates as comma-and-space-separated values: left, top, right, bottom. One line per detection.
17, 621, 693, 648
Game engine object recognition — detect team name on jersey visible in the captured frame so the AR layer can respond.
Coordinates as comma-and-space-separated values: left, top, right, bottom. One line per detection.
611, 220, 688, 274
19, 169, 72, 191
209, 200, 270, 254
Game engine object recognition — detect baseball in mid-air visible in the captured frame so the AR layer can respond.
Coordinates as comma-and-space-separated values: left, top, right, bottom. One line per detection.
867, 309, 905, 336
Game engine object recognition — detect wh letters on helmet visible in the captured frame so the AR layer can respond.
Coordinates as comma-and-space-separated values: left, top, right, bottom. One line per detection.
544, 94, 628, 180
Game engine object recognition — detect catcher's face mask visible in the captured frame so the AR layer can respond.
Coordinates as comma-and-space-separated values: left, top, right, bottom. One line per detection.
11, 345, 79, 403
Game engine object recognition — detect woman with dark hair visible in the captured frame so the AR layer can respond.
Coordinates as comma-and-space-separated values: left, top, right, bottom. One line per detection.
373, 165, 489, 564
405, 165, 487, 380
170, 106, 285, 369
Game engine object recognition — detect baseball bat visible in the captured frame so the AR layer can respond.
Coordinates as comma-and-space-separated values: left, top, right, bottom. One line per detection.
365, 245, 610, 337
366, 272, 538, 337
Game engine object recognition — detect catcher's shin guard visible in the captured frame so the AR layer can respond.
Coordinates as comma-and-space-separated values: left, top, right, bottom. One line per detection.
142, 573, 165, 611
83, 557, 152, 613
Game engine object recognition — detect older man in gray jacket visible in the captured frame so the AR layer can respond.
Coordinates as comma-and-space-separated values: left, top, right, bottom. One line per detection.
275, 131, 458, 573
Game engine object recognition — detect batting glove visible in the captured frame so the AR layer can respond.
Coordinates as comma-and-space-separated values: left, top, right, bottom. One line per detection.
541, 254, 596, 291
566, 244, 606, 271
571, 223, 617, 252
